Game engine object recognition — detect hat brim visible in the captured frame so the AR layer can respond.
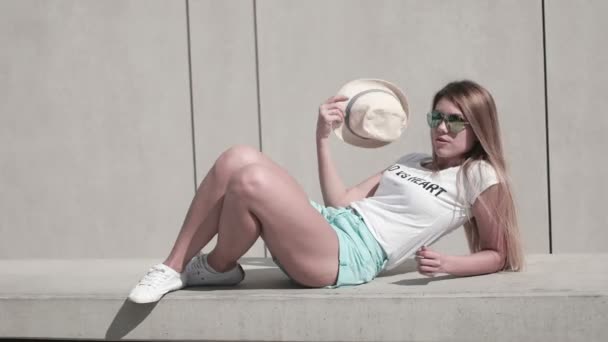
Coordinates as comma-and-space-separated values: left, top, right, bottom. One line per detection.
334, 123, 393, 148
333, 79, 409, 149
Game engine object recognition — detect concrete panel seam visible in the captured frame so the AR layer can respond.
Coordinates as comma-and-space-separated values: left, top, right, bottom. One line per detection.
186, 0, 198, 192
541, 0, 553, 253
252, 0, 268, 259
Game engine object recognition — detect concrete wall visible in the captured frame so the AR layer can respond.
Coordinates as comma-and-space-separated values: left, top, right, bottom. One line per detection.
545, 0, 608, 252
0, 0, 603, 259
0, 0, 194, 258
255, 0, 547, 256
188, 0, 265, 257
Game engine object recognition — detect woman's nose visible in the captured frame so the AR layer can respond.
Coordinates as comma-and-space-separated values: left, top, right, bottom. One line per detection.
436, 119, 449, 133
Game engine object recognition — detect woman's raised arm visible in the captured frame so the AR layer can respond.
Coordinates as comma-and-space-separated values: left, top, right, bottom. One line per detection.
316, 95, 383, 207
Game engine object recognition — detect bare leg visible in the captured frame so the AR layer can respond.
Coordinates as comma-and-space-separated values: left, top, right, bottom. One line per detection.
162, 145, 267, 272
207, 162, 339, 287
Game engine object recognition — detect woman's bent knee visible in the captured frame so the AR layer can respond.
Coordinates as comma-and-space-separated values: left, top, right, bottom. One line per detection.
214, 145, 262, 178
226, 164, 273, 199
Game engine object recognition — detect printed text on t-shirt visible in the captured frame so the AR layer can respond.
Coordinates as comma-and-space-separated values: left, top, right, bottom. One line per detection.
386, 165, 447, 197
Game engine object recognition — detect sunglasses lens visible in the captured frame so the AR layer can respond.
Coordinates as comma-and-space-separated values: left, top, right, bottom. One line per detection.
446, 114, 466, 133
427, 111, 442, 128
428, 111, 468, 132
447, 121, 465, 133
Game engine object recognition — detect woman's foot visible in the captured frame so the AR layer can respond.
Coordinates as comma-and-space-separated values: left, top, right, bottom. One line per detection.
185, 254, 245, 286
128, 263, 186, 304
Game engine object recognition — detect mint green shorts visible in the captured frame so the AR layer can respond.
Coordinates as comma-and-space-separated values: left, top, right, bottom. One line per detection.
274, 200, 387, 288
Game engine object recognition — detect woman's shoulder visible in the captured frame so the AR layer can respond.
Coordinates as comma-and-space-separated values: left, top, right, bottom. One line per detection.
460, 159, 501, 205
465, 158, 499, 179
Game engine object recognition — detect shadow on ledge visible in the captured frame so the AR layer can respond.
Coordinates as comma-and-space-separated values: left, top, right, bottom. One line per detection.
376, 258, 419, 277
104, 257, 452, 338
104, 263, 299, 339
376, 258, 457, 285
105, 299, 158, 340
105, 258, 454, 340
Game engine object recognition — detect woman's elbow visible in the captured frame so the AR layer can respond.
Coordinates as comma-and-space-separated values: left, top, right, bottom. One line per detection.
494, 250, 507, 272
483, 249, 506, 273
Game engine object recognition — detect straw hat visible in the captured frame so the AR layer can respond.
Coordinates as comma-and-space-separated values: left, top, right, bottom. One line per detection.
333, 79, 409, 148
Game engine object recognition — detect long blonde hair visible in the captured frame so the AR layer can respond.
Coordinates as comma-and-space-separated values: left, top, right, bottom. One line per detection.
432, 80, 524, 271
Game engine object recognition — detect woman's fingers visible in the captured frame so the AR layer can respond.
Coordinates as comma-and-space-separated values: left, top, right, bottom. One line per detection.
325, 95, 349, 104
324, 102, 346, 111
416, 246, 440, 259
318, 111, 344, 133
418, 258, 441, 267
317, 96, 347, 140
322, 106, 344, 115
415, 252, 440, 262
319, 97, 347, 120
416, 256, 440, 272
320, 102, 346, 112
322, 110, 343, 121
415, 245, 449, 277
418, 266, 437, 276
316, 96, 348, 140
416, 246, 440, 276
320, 107, 345, 122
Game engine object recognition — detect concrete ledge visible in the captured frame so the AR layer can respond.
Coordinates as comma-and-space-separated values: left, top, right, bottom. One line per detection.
1, 254, 607, 341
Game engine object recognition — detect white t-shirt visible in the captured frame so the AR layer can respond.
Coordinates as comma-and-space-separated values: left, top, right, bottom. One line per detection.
349, 153, 499, 271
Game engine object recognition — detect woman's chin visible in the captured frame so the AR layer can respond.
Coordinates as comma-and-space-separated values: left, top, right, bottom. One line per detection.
433, 149, 460, 160
433, 147, 450, 157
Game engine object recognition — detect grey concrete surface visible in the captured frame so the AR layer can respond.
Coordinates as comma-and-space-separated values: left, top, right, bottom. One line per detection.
189, 0, 265, 257
545, 1, 608, 252
1, 255, 606, 341
255, 0, 548, 256
0, 1, 195, 258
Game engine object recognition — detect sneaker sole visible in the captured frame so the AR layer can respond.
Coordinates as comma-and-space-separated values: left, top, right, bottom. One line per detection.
187, 265, 245, 286
128, 282, 185, 304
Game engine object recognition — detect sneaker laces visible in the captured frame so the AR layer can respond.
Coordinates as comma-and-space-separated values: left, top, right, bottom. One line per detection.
188, 255, 207, 273
138, 265, 171, 287
187, 254, 241, 276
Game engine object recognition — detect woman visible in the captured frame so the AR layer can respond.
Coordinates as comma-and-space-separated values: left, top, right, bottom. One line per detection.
128, 80, 523, 304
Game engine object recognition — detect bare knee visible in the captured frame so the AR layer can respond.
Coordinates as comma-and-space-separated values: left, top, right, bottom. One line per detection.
213, 145, 262, 181
226, 164, 273, 200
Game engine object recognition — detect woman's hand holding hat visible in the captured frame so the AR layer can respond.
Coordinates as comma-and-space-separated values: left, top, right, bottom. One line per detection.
332, 79, 409, 148
316, 95, 349, 142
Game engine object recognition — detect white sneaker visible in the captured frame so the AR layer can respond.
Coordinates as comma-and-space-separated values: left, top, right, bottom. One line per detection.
185, 254, 245, 286
128, 263, 186, 304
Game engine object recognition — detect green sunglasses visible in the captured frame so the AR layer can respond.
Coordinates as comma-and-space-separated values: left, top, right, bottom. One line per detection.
426, 111, 470, 133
